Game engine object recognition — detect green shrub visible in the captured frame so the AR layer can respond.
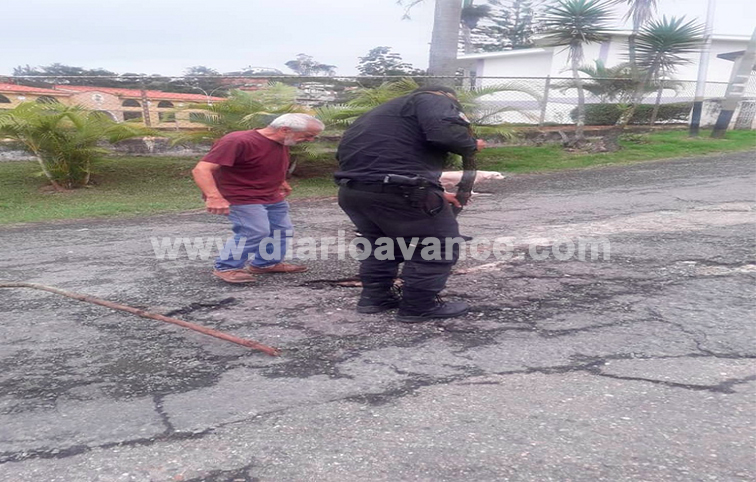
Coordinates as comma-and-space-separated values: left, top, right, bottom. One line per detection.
571, 103, 692, 125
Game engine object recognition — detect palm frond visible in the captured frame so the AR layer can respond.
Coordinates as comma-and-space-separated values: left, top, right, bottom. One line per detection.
634, 16, 705, 80
541, 0, 616, 64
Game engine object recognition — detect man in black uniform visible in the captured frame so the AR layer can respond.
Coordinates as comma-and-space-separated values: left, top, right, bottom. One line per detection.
335, 85, 486, 323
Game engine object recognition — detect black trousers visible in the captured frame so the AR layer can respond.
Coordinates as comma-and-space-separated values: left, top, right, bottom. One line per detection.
338, 185, 461, 294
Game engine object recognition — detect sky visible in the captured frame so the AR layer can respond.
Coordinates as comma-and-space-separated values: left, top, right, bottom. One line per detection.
2, 0, 754, 78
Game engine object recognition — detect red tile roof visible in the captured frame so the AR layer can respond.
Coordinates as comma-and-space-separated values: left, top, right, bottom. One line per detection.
0, 83, 69, 95
53, 85, 224, 102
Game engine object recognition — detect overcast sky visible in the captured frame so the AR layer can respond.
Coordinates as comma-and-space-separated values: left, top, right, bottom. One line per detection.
2, 0, 754, 78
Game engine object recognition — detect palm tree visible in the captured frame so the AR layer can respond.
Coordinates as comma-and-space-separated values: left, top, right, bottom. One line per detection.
429, 0, 465, 80
562, 60, 640, 102
541, 0, 615, 141
173, 85, 315, 174
175, 85, 308, 144
399, 0, 464, 81
614, 0, 658, 81
315, 77, 541, 141
616, 16, 704, 128
0, 103, 150, 190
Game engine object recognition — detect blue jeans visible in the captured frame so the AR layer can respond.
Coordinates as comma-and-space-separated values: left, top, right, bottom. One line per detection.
214, 201, 293, 271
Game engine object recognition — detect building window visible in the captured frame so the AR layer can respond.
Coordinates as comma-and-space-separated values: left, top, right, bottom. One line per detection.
36, 96, 59, 104
159, 112, 176, 123
123, 111, 143, 121
0, 95, 10, 103
122, 99, 141, 107
157, 101, 174, 108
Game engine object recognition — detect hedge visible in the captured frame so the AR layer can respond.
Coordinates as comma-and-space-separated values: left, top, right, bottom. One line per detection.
570, 103, 692, 125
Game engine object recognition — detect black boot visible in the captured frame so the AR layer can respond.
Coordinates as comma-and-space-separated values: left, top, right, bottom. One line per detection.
396, 288, 469, 323
356, 282, 401, 314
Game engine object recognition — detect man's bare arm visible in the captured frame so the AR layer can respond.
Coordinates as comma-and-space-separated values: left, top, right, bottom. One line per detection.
192, 161, 230, 215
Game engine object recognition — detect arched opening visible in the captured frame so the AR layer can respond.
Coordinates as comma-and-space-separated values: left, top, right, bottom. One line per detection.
36, 96, 59, 104
157, 100, 174, 108
122, 99, 141, 107
0, 95, 11, 104
89, 110, 119, 122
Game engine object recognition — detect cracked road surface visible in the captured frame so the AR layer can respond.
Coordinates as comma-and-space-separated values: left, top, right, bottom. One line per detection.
1, 152, 754, 481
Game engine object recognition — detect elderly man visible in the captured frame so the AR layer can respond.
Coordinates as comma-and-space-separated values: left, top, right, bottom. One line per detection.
192, 113, 324, 283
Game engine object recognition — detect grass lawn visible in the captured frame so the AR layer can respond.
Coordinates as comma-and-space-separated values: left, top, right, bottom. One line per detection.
0, 130, 753, 225
476, 130, 756, 172
0, 156, 337, 225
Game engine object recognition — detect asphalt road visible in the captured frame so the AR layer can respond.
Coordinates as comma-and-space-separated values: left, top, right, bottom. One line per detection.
0, 151, 754, 481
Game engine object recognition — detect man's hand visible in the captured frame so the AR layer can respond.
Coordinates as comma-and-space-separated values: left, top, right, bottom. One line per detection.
443, 191, 462, 208
280, 181, 292, 198
476, 139, 487, 151
205, 195, 230, 215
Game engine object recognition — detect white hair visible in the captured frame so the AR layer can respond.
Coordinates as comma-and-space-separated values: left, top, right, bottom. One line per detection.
269, 113, 324, 132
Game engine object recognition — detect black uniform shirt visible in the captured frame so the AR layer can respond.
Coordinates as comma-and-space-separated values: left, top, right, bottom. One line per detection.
334, 92, 478, 184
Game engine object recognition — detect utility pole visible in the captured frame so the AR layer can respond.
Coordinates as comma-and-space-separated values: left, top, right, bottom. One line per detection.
688, 0, 716, 137
711, 27, 756, 138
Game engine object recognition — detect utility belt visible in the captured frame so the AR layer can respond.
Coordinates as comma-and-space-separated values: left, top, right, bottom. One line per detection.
340, 175, 443, 212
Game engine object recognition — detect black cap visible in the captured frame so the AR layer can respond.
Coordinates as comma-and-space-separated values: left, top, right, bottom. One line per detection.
412, 85, 458, 96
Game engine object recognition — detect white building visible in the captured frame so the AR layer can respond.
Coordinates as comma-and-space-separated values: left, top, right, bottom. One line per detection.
459, 32, 754, 126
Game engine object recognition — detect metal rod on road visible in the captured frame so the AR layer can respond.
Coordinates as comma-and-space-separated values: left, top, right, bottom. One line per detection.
0, 282, 280, 356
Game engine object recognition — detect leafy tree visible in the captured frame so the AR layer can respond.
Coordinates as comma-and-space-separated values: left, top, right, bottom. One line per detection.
225, 66, 286, 76
471, 0, 548, 51
461, 1, 492, 54
357, 47, 425, 76
12, 63, 123, 87
185, 66, 220, 77
0, 103, 150, 189
167, 66, 228, 97
285, 54, 337, 76
541, 0, 615, 142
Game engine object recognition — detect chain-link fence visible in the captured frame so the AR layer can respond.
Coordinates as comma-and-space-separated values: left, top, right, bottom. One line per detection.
1, 75, 755, 131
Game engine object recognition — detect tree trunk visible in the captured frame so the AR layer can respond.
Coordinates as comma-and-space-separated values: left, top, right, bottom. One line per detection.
461, 21, 473, 89
605, 60, 657, 152
572, 56, 586, 142
428, 0, 463, 84
34, 154, 66, 192
604, 16, 645, 151
627, 33, 638, 81
649, 84, 664, 125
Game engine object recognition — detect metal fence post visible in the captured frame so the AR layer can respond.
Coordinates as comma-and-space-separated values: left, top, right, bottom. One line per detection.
539, 76, 551, 126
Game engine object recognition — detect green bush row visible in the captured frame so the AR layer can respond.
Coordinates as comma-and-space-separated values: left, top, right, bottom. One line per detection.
570, 103, 692, 125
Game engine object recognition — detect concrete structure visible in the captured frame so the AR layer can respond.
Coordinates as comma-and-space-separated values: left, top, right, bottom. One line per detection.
463, 32, 751, 84
460, 32, 755, 126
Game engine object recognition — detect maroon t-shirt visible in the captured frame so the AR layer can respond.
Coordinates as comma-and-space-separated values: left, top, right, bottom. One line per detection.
201, 130, 289, 204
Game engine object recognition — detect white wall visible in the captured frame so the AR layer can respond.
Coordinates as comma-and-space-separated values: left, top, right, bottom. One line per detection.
472, 35, 749, 85
477, 49, 554, 79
